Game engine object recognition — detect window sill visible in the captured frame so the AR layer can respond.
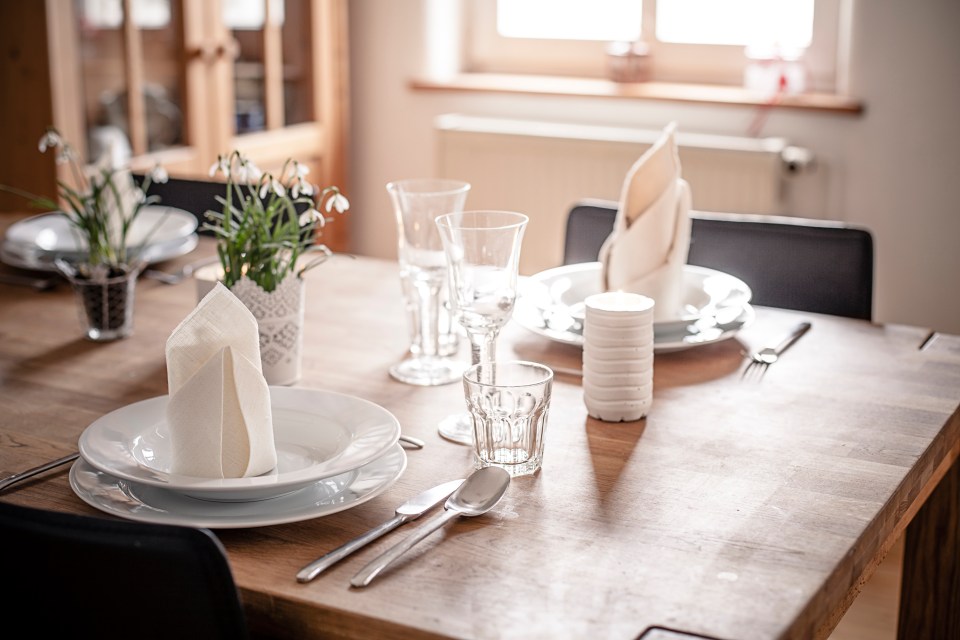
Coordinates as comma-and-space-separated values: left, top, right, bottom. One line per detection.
410, 73, 864, 115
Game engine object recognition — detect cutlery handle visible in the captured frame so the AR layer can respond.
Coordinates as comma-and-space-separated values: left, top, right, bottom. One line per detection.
398, 435, 425, 449
0, 452, 80, 493
297, 513, 408, 582
775, 321, 812, 356
350, 508, 460, 588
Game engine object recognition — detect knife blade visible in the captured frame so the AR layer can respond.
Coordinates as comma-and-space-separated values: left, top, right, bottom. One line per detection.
296, 478, 465, 582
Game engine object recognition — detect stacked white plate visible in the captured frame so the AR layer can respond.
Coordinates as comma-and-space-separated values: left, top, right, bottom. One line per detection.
70, 386, 406, 528
514, 262, 755, 353
582, 292, 654, 422
0, 206, 199, 272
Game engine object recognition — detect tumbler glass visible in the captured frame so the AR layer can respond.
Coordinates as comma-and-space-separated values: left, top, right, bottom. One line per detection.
463, 360, 554, 477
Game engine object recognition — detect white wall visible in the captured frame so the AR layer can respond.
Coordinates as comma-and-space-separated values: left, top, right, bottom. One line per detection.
347, 0, 960, 335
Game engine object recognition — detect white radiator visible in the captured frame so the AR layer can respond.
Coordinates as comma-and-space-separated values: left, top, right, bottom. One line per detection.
435, 114, 807, 274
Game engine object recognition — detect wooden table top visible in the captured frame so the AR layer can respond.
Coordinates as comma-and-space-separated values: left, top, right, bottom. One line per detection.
1, 236, 958, 640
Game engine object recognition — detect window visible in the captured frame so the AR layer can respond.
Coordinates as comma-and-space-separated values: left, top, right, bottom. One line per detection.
463, 0, 847, 94
82, 0, 170, 29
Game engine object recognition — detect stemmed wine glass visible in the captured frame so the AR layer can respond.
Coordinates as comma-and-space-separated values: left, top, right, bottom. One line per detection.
435, 210, 529, 445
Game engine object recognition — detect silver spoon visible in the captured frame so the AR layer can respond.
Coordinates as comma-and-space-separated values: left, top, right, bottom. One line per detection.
350, 466, 511, 588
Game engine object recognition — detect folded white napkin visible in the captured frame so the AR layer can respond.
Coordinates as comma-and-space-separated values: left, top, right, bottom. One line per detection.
165, 282, 277, 478
598, 122, 692, 323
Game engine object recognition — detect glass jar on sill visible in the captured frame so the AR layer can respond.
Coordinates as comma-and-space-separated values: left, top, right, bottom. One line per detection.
606, 41, 651, 83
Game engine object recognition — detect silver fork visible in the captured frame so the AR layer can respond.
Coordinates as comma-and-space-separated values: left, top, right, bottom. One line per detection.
742, 321, 812, 379
143, 256, 219, 285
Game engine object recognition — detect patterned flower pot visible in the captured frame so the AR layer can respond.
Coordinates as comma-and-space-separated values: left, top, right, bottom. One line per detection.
228, 274, 306, 386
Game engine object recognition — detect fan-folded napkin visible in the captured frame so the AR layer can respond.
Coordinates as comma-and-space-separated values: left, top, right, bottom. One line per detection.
165, 282, 277, 478
598, 122, 692, 322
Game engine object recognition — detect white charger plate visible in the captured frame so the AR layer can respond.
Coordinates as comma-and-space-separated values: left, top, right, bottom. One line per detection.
78, 386, 402, 501
70, 445, 407, 529
515, 263, 754, 352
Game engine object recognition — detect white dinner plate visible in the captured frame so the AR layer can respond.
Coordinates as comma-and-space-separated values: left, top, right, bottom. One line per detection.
70, 445, 407, 529
5, 206, 198, 253
0, 231, 199, 272
78, 386, 402, 501
514, 263, 754, 352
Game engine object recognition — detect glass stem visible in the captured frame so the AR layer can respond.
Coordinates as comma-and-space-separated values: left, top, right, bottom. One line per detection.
468, 328, 499, 384
413, 280, 442, 358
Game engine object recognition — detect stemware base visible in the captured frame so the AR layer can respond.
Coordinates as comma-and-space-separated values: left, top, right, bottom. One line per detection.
389, 355, 465, 387
437, 412, 474, 445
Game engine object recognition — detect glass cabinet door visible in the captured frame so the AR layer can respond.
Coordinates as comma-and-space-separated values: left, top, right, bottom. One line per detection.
223, 0, 313, 135
75, 0, 186, 163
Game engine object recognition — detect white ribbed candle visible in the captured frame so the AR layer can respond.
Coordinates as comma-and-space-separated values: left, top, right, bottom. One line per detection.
582, 291, 655, 422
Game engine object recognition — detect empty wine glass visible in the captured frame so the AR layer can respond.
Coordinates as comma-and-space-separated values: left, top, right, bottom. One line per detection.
435, 210, 529, 445
387, 179, 470, 386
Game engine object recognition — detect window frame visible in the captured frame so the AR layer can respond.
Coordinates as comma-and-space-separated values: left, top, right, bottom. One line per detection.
461, 0, 848, 93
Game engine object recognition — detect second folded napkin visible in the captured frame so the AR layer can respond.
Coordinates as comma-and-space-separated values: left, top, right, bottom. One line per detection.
165, 282, 277, 478
598, 122, 692, 323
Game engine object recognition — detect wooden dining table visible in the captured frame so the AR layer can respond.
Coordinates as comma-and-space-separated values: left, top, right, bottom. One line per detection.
0, 234, 957, 640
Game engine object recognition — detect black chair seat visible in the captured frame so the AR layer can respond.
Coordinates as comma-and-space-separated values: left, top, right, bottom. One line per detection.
0, 501, 250, 639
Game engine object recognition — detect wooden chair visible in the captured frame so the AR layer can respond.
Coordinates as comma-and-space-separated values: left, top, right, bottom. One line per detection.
0, 501, 250, 639
562, 199, 874, 320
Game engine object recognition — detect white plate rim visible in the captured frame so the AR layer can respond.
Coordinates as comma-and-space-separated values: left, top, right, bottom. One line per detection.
5, 206, 197, 251
514, 263, 754, 352
0, 233, 199, 272
514, 301, 754, 352
69, 445, 407, 529
521, 262, 750, 322
78, 386, 402, 499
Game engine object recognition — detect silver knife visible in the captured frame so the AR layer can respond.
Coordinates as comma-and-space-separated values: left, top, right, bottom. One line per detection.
296, 478, 465, 582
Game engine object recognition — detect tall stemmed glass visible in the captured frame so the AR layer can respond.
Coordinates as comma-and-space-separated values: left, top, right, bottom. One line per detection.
435, 210, 529, 445
387, 179, 470, 386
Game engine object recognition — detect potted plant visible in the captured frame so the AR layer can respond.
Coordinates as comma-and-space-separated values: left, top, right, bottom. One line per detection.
203, 150, 349, 385
3, 128, 168, 341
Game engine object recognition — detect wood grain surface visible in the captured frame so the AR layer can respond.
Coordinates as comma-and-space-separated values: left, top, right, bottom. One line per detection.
0, 233, 957, 640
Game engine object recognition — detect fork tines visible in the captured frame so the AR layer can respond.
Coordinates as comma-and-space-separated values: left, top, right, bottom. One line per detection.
741, 358, 769, 380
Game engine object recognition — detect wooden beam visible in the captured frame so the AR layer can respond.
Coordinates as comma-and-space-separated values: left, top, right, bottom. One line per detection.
122, 0, 147, 156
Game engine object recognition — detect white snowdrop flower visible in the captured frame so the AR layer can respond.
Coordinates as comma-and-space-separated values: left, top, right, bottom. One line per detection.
149, 164, 169, 184
38, 130, 62, 153
325, 192, 350, 214
298, 208, 325, 227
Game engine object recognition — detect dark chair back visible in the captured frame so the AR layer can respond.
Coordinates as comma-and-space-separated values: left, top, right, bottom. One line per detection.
562, 200, 874, 320
135, 174, 316, 237
133, 175, 228, 236
0, 501, 250, 639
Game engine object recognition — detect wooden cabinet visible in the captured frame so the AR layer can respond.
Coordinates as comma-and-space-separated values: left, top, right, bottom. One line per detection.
0, 0, 350, 251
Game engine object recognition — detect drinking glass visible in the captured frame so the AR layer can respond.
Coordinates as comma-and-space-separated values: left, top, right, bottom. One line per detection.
435, 210, 529, 444
464, 360, 553, 477
388, 179, 470, 386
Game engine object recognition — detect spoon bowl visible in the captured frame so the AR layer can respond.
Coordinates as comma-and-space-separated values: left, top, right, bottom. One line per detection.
443, 466, 511, 515
350, 466, 510, 587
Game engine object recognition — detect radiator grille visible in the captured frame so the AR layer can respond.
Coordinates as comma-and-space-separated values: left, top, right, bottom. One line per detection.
435, 114, 796, 274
